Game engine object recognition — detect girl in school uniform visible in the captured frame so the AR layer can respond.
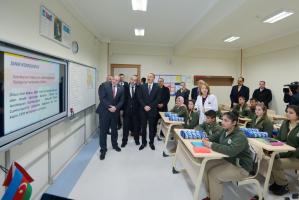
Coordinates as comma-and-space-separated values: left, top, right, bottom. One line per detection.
269, 105, 299, 196
184, 100, 199, 129
233, 96, 250, 117
202, 111, 253, 200
195, 83, 218, 125
251, 102, 273, 137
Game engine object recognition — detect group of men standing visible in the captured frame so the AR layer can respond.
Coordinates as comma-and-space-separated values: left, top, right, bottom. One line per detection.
96, 73, 170, 160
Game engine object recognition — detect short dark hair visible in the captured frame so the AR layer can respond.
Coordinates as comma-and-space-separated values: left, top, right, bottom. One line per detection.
141, 77, 146, 83
260, 81, 266, 84
205, 110, 217, 119
238, 96, 245, 100
250, 98, 257, 101
119, 73, 124, 76
239, 77, 245, 82
223, 111, 239, 124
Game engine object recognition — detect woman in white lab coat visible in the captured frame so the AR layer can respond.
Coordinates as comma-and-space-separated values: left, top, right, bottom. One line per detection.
195, 83, 218, 124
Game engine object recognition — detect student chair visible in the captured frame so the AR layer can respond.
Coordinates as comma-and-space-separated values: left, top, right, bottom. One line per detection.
236, 144, 264, 200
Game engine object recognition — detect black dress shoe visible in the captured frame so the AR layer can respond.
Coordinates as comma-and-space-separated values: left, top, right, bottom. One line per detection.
149, 143, 155, 150
135, 140, 140, 145
272, 184, 289, 196
100, 152, 106, 160
269, 182, 280, 192
113, 146, 121, 152
139, 144, 146, 150
121, 143, 127, 148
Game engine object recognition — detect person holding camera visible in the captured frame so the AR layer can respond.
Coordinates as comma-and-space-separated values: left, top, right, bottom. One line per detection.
283, 82, 299, 107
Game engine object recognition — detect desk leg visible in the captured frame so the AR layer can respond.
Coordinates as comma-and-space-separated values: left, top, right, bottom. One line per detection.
172, 140, 181, 174
162, 124, 174, 157
157, 119, 163, 141
263, 152, 278, 199
193, 158, 208, 200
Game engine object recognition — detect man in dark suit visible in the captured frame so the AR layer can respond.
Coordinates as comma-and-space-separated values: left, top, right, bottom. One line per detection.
230, 77, 249, 108
138, 73, 161, 150
191, 79, 205, 101
121, 75, 140, 147
118, 73, 129, 129
175, 82, 190, 106
252, 81, 272, 108
96, 75, 124, 160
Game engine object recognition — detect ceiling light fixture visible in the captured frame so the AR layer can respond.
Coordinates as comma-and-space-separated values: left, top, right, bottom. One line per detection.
224, 36, 240, 43
135, 29, 145, 36
263, 11, 294, 23
132, 0, 147, 12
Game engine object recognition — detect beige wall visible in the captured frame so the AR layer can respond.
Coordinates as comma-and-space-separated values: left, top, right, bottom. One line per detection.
0, 0, 107, 198
243, 32, 299, 115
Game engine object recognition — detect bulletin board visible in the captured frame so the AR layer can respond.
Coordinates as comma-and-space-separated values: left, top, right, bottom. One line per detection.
155, 75, 190, 96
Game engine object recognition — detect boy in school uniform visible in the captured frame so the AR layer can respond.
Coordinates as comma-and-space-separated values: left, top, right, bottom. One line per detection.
202, 111, 253, 200
269, 105, 299, 196
184, 100, 199, 129
197, 110, 223, 136
233, 96, 250, 118
170, 96, 188, 119
248, 98, 257, 119
250, 103, 273, 137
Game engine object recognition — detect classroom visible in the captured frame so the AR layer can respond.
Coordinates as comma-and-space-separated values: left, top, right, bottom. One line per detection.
0, 0, 299, 200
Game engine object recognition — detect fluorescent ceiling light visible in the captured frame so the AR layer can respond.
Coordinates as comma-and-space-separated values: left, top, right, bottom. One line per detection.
132, 0, 147, 11
263, 11, 294, 23
135, 29, 145, 36
224, 36, 240, 43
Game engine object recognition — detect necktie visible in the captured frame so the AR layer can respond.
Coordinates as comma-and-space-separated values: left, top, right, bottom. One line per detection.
131, 86, 135, 97
112, 85, 116, 98
148, 84, 152, 95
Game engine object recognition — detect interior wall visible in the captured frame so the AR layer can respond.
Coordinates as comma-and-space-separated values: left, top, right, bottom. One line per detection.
0, 0, 107, 198
110, 43, 240, 108
243, 32, 299, 115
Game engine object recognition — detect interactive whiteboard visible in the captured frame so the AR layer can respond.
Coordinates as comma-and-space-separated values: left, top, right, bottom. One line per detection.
68, 62, 96, 116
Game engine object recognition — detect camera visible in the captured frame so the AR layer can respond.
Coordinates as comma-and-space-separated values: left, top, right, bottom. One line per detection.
283, 81, 299, 94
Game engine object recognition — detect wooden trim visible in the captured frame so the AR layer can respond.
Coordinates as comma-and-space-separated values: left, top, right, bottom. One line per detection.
193, 75, 234, 86
110, 64, 141, 78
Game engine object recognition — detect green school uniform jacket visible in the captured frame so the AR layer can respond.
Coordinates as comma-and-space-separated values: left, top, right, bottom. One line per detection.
198, 122, 223, 136
233, 104, 250, 118
276, 120, 299, 158
248, 108, 256, 120
251, 116, 273, 137
208, 127, 253, 172
184, 111, 199, 129
170, 105, 188, 119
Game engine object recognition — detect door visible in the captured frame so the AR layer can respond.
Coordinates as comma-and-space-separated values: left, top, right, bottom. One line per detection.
111, 64, 141, 82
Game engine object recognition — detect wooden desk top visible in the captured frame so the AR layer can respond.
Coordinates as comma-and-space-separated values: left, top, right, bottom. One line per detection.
271, 114, 287, 121
159, 112, 185, 125
248, 138, 296, 153
174, 129, 228, 158
239, 117, 252, 122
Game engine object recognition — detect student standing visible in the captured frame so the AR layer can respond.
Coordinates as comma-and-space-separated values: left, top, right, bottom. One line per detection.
230, 77, 249, 108
121, 75, 140, 148
198, 110, 223, 136
138, 73, 161, 151
184, 100, 199, 129
175, 82, 190, 106
202, 111, 253, 200
96, 76, 124, 160
195, 83, 218, 124
269, 105, 299, 196
252, 81, 272, 108
251, 103, 273, 137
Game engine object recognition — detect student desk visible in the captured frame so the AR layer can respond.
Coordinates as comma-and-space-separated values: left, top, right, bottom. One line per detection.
238, 117, 252, 127
270, 114, 287, 121
248, 138, 296, 198
158, 112, 184, 157
173, 129, 227, 200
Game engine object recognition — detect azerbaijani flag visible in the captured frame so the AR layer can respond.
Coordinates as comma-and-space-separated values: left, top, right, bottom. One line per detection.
2, 162, 33, 200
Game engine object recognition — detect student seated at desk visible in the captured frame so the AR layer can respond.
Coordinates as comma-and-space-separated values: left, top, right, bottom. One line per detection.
249, 98, 257, 119
233, 96, 250, 117
251, 102, 273, 137
170, 96, 188, 119
183, 100, 199, 129
269, 105, 299, 196
197, 110, 223, 136
202, 111, 253, 200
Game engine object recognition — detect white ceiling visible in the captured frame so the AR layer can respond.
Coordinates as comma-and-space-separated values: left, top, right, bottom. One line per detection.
61, 0, 299, 52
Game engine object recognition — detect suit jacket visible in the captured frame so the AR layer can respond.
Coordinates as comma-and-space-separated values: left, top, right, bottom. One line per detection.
252, 88, 272, 108
191, 87, 200, 101
138, 83, 161, 114
230, 85, 250, 106
96, 82, 124, 115
176, 89, 190, 105
119, 81, 129, 109
123, 84, 140, 114
158, 86, 170, 112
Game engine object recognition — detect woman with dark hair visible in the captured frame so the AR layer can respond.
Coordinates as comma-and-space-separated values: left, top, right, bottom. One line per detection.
202, 111, 253, 200
183, 100, 199, 129
251, 102, 273, 137
233, 96, 250, 117
269, 105, 299, 196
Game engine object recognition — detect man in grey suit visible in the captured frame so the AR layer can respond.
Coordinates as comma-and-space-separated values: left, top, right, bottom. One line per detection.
96, 75, 124, 160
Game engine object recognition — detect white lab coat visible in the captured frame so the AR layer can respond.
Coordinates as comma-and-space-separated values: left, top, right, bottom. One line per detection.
195, 94, 218, 124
